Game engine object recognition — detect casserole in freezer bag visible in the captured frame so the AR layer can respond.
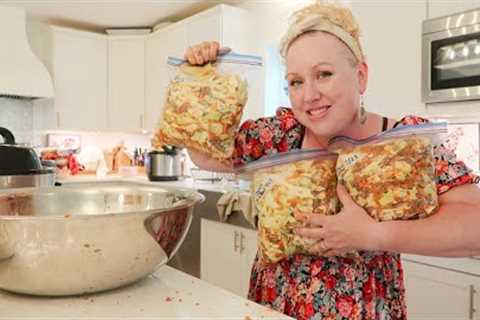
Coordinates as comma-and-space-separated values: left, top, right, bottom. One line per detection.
329, 122, 447, 221
237, 149, 339, 264
152, 53, 262, 162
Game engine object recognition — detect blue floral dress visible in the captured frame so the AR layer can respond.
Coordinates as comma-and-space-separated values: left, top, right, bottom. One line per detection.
233, 107, 479, 320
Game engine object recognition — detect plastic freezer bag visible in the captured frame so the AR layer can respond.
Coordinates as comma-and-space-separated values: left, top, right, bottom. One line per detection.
329, 122, 447, 221
237, 149, 339, 264
152, 53, 263, 162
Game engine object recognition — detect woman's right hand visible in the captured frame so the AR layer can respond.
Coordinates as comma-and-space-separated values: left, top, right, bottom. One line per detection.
184, 41, 221, 65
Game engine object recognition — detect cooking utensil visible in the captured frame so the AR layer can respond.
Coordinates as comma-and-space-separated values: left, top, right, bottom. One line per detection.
147, 146, 182, 181
0, 127, 55, 189
0, 182, 204, 296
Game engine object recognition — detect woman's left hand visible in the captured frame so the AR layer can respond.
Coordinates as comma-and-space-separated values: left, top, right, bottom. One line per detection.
294, 185, 381, 257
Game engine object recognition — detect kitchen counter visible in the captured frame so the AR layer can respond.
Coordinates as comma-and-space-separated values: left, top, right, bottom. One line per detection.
57, 174, 238, 194
0, 265, 292, 320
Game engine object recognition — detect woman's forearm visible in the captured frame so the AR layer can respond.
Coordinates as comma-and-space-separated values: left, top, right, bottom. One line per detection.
371, 202, 480, 257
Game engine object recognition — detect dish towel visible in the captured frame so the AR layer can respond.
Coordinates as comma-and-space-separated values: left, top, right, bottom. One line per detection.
216, 190, 257, 228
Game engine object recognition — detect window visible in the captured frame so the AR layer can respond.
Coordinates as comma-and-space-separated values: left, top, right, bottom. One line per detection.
264, 44, 290, 116
444, 123, 480, 173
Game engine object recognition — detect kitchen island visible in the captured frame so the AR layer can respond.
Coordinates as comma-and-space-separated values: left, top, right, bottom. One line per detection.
0, 265, 292, 320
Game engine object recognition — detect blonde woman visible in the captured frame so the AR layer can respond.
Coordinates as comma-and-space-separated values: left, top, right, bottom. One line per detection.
184, 2, 480, 319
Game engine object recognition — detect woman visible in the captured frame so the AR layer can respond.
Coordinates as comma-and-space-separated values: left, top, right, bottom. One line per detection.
184, 2, 480, 319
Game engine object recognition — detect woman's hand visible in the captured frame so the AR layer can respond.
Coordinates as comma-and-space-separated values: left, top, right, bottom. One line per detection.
294, 185, 381, 257
184, 41, 222, 65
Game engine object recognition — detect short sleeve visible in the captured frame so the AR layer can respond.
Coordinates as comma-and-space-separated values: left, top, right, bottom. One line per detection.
395, 115, 480, 195
232, 107, 304, 167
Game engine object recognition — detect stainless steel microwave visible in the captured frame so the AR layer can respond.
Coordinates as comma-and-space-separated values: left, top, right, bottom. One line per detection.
422, 8, 480, 103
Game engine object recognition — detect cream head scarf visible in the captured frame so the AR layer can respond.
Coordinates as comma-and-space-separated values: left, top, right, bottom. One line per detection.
280, 1, 364, 63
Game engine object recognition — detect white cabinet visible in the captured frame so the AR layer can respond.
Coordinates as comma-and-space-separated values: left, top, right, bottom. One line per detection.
402, 259, 479, 320
200, 219, 257, 298
351, 2, 427, 118
108, 36, 146, 131
145, 25, 186, 131
428, 0, 479, 19
51, 27, 108, 130
144, 5, 261, 132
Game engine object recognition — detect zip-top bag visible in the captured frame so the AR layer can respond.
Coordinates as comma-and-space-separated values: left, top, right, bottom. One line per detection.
328, 122, 448, 221
152, 51, 263, 162
237, 149, 340, 264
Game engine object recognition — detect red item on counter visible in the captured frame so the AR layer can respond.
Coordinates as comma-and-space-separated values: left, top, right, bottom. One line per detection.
67, 154, 80, 175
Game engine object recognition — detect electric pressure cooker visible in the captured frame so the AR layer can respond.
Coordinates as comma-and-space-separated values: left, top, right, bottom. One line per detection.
147, 145, 182, 181
0, 127, 55, 189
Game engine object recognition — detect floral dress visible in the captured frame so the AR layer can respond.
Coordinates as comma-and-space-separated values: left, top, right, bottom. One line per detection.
233, 107, 479, 320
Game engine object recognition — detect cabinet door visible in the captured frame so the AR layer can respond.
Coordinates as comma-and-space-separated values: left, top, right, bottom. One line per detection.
145, 26, 186, 132
108, 36, 145, 131
201, 219, 244, 296
186, 10, 221, 47
402, 259, 478, 320
428, 0, 474, 19
239, 227, 258, 298
52, 28, 108, 130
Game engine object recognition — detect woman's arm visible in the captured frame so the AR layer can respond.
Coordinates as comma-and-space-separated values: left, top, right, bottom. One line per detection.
188, 149, 234, 173
373, 184, 480, 257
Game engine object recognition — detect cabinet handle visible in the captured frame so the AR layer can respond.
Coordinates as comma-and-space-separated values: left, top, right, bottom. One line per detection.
470, 284, 476, 320
240, 232, 246, 254
139, 114, 144, 129
56, 112, 60, 128
234, 231, 240, 252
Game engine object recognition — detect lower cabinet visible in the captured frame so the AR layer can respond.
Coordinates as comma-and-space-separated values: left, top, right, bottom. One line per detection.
200, 219, 257, 298
402, 259, 479, 320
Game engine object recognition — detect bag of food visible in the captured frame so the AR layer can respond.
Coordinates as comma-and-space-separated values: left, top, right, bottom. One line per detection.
152, 52, 263, 162
236, 149, 339, 264
328, 122, 448, 221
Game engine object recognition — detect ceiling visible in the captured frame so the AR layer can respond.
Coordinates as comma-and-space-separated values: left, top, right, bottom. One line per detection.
0, 0, 247, 32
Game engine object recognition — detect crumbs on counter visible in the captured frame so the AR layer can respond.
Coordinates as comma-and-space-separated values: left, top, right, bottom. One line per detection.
165, 297, 173, 302
64, 214, 71, 218
178, 298, 182, 302
244, 316, 252, 320
195, 302, 200, 306
94, 249, 102, 253
83, 244, 90, 248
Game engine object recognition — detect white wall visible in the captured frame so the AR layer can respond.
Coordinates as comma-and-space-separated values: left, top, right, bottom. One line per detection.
237, 0, 427, 119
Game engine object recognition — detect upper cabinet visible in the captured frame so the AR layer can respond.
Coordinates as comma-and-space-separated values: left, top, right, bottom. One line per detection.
144, 5, 260, 132
428, 0, 479, 19
51, 27, 108, 130
107, 36, 146, 132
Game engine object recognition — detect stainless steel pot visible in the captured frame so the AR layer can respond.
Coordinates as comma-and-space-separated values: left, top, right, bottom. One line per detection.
147, 146, 182, 181
0, 182, 204, 296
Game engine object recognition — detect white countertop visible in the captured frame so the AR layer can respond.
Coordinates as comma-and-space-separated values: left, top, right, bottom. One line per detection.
58, 174, 240, 194
0, 265, 292, 320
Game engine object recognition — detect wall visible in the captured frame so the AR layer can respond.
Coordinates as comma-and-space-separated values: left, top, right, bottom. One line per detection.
237, 0, 427, 119
0, 98, 34, 145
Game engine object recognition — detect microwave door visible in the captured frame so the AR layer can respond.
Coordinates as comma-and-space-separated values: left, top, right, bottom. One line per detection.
423, 21, 480, 103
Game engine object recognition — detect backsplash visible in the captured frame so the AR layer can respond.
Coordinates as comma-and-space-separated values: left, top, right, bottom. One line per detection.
0, 97, 34, 144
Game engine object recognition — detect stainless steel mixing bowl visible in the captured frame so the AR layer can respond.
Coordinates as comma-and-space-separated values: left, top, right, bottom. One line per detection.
0, 182, 204, 296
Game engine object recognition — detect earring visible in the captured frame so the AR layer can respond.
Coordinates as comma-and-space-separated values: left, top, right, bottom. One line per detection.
359, 95, 367, 125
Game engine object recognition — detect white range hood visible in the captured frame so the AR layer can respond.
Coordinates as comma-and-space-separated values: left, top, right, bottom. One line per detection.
0, 6, 54, 99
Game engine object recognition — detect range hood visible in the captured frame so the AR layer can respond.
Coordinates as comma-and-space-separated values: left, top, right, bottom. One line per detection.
0, 6, 54, 99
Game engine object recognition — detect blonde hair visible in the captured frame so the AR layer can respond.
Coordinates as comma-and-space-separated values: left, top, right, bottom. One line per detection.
280, 1, 364, 64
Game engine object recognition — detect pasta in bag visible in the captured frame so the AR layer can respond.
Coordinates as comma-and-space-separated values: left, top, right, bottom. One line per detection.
152, 53, 263, 161
329, 122, 447, 221
237, 149, 339, 264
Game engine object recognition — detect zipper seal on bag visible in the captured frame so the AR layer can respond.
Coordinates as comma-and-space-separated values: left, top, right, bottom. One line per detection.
235, 148, 336, 174
167, 51, 263, 67
328, 122, 448, 146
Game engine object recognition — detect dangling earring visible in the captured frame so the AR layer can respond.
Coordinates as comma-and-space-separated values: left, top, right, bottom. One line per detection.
359, 95, 367, 125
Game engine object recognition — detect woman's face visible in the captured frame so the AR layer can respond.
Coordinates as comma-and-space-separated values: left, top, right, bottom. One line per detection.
286, 31, 368, 138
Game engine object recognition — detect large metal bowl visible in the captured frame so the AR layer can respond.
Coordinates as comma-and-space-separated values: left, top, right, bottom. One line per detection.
0, 182, 204, 296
